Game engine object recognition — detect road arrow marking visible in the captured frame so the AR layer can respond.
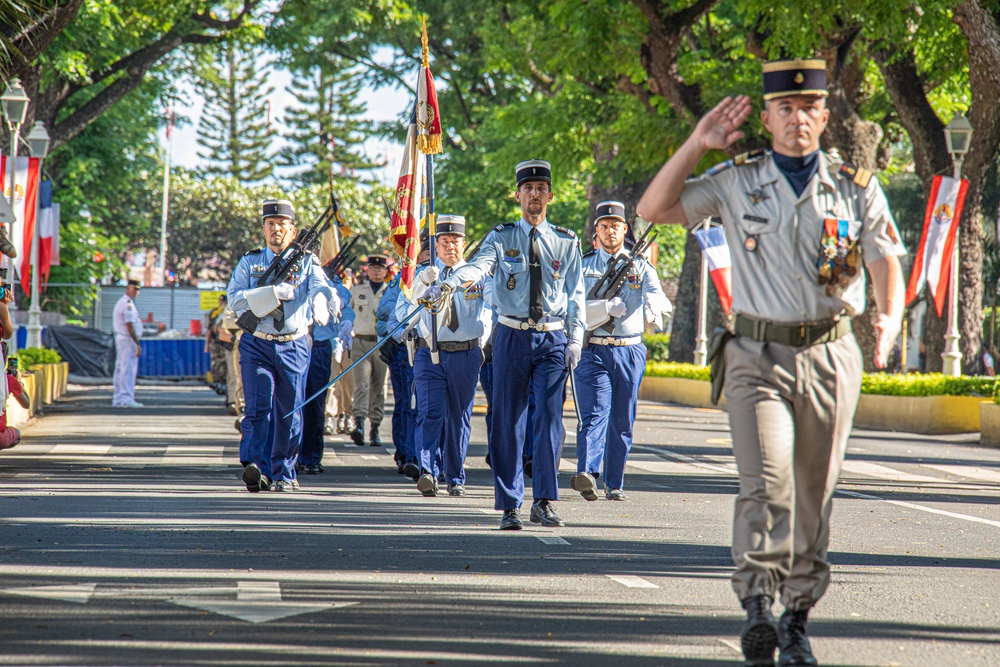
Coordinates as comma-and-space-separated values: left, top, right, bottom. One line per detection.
3, 580, 357, 623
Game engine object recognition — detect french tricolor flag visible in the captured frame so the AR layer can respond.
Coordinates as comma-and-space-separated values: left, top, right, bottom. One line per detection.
693, 225, 733, 315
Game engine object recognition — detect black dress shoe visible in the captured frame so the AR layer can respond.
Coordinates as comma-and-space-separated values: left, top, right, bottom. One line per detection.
529, 499, 565, 527
448, 484, 466, 497
242, 463, 263, 493
416, 473, 438, 497
402, 462, 420, 481
523, 458, 533, 478
740, 595, 778, 667
350, 418, 365, 446
778, 609, 818, 666
570, 472, 598, 501
369, 424, 383, 446
303, 464, 321, 474
499, 509, 523, 530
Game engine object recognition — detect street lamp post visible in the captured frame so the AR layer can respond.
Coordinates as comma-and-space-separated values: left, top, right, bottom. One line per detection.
25, 121, 49, 349
941, 113, 973, 377
2, 78, 30, 354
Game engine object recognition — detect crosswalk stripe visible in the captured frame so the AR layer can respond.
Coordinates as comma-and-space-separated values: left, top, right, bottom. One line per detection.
535, 536, 569, 545
48, 445, 112, 455
922, 464, 1000, 484
840, 460, 944, 484
606, 575, 658, 589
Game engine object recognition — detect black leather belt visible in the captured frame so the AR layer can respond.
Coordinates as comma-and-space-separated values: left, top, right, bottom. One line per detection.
416, 338, 479, 352
734, 315, 851, 347
355, 334, 377, 342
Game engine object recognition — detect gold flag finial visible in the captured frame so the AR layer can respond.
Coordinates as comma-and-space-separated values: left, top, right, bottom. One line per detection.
421, 17, 429, 67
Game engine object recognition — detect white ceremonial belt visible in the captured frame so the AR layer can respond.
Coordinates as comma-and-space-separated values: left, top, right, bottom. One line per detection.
590, 335, 642, 347
253, 330, 307, 343
498, 316, 564, 332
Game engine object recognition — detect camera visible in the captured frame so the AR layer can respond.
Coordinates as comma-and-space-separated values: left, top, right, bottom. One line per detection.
8, 357, 18, 373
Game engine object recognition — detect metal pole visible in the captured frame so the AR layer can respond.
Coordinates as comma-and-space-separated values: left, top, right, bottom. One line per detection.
942, 160, 963, 376
426, 153, 439, 364
26, 157, 42, 347
158, 119, 172, 287
693, 219, 710, 367
7, 125, 19, 355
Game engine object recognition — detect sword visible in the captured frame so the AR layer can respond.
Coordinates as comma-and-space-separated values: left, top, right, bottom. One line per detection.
568, 367, 583, 425
283, 303, 426, 418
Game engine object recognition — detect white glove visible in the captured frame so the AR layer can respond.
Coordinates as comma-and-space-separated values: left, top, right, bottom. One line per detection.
644, 304, 656, 323
419, 266, 440, 285
420, 283, 451, 304
565, 342, 582, 370
313, 294, 331, 326
607, 297, 626, 318
333, 347, 344, 364
274, 283, 295, 301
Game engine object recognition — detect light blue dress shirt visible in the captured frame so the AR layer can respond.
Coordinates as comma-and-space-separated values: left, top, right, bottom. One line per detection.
377, 274, 405, 341
583, 247, 670, 337
444, 219, 586, 345
399, 258, 493, 343
314, 278, 355, 343
227, 247, 335, 336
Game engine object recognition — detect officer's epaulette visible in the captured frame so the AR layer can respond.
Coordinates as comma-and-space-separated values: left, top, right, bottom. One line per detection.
704, 148, 768, 177
839, 162, 873, 189
242, 248, 264, 258
582, 249, 597, 258
551, 224, 577, 238
418, 259, 431, 267
494, 222, 516, 232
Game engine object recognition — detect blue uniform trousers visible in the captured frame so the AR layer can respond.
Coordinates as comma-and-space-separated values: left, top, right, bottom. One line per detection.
238, 334, 311, 482
575, 343, 646, 490
491, 326, 567, 510
479, 360, 493, 447
388, 345, 417, 463
414, 346, 481, 485
300, 338, 332, 466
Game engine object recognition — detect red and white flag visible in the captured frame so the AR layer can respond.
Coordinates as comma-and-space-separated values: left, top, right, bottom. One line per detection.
905, 175, 969, 316
389, 99, 426, 296
0, 155, 40, 286
693, 225, 733, 315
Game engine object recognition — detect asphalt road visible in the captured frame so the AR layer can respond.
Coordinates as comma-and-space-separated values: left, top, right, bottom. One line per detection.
1, 384, 999, 666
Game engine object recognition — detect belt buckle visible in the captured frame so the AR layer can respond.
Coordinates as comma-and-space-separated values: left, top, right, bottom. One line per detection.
799, 324, 806, 344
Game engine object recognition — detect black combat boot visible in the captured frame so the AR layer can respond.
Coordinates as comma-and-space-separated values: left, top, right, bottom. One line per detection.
350, 418, 365, 446
740, 595, 778, 667
369, 422, 383, 446
778, 609, 818, 666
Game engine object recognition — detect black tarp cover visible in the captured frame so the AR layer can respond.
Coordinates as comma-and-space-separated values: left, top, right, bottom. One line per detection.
43, 325, 115, 377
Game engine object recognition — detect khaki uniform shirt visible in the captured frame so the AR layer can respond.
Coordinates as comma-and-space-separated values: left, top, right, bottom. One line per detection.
681, 150, 906, 323
350, 280, 386, 336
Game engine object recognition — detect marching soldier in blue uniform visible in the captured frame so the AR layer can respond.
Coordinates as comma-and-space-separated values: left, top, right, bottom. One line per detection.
637, 60, 905, 667
227, 199, 338, 493
378, 230, 428, 478
404, 215, 492, 498
571, 201, 672, 502
431, 159, 586, 530
299, 269, 355, 474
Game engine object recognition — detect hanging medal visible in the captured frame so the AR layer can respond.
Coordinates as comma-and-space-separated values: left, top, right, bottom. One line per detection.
817, 218, 861, 295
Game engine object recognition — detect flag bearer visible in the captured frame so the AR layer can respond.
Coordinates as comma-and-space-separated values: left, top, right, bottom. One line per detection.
571, 201, 671, 502
405, 215, 491, 497
636, 59, 905, 667
228, 199, 337, 493
429, 159, 586, 530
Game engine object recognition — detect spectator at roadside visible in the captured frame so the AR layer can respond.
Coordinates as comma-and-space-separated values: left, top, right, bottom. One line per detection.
984, 346, 996, 377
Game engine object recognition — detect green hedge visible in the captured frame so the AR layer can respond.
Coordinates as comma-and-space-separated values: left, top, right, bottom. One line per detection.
16, 347, 63, 368
643, 334, 670, 362
645, 362, 996, 398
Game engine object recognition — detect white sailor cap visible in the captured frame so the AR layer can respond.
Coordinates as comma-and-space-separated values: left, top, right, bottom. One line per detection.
515, 159, 552, 187
436, 215, 466, 236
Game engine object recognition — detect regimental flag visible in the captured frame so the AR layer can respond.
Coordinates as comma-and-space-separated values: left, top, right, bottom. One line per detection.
693, 225, 733, 316
389, 98, 426, 295
0, 155, 40, 286
416, 19, 443, 156
905, 174, 969, 316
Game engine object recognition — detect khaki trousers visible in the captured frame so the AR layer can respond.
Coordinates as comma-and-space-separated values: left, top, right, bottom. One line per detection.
226, 332, 245, 413
724, 332, 862, 611
351, 337, 387, 425
325, 350, 356, 419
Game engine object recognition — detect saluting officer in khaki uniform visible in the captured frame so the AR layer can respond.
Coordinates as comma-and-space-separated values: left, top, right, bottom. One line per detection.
638, 60, 905, 667
349, 256, 390, 447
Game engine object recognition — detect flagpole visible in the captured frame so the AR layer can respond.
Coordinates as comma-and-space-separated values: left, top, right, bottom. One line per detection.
693, 218, 710, 367
420, 18, 441, 365
158, 108, 173, 286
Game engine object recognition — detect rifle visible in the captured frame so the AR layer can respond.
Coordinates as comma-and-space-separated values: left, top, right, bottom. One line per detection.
236, 196, 340, 335
324, 234, 360, 279
583, 217, 657, 347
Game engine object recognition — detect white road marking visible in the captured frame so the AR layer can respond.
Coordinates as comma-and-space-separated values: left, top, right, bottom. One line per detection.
840, 460, 944, 484
558, 458, 576, 472
922, 463, 1000, 484
606, 575, 658, 589
478, 509, 495, 514
535, 536, 569, 545
838, 490, 1000, 529
628, 460, 716, 475
360, 455, 380, 460
164, 445, 224, 456
48, 444, 112, 455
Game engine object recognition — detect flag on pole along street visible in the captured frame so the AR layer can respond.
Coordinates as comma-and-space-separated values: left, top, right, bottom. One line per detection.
904, 174, 969, 316
38, 180, 58, 289
693, 225, 733, 315
0, 155, 40, 282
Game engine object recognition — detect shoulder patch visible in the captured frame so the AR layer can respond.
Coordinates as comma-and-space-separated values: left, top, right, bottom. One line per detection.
839, 162, 873, 189
493, 222, 516, 232
582, 249, 597, 258
242, 248, 264, 258
704, 148, 768, 178
418, 260, 431, 267
552, 224, 577, 238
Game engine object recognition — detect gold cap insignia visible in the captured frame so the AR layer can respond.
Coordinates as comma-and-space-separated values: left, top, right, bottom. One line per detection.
794, 72, 804, 84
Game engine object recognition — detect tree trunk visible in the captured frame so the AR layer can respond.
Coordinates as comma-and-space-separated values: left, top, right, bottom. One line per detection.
668, 234, 702, 363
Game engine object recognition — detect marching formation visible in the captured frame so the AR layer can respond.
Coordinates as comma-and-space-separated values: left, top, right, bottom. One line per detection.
221, 57, 906, 667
